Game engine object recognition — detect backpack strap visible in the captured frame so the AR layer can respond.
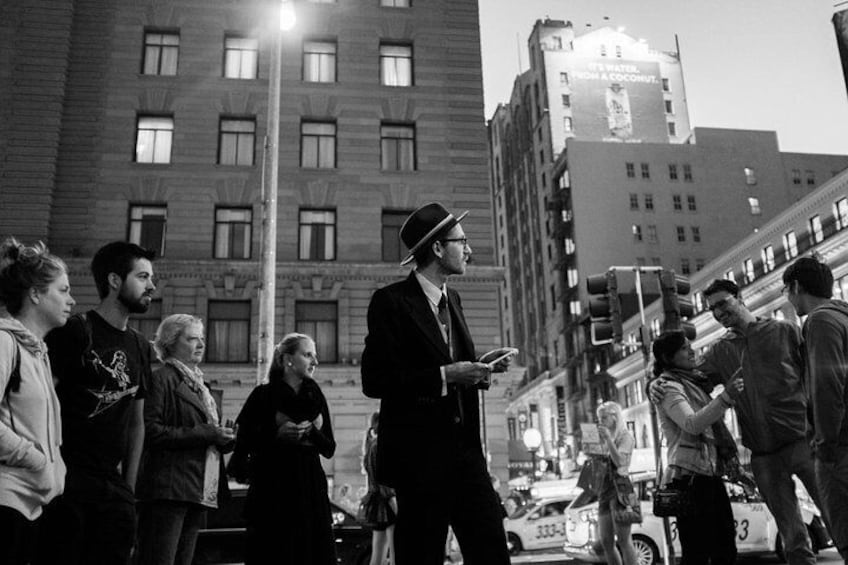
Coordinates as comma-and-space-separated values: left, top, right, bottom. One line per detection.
2, 331, 21, 433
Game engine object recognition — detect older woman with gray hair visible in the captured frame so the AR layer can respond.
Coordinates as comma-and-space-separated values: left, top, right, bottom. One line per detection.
136, 314, 235, 565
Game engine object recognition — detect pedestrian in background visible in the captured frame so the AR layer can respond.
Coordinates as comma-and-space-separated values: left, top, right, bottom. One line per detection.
230, 333, 336, 564
783, 256, 848, 560
135, 314, 234, 565
361, 411, 396, 565
651, 330, 744, 565
0, 238, 73, 565
361, 202, 512, 565
594, 401, 638, 565
38, 241, 155, 565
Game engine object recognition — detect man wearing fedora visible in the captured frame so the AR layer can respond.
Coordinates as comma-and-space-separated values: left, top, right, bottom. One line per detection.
361, 202, 512, 564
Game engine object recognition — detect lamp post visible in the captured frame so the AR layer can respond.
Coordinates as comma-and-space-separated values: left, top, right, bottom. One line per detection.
522, 427, 542, 480
257, 0, 296, 384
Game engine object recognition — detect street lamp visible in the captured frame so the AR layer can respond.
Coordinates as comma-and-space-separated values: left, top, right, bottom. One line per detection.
522, 427, 542, 480
257, 0, 295, 383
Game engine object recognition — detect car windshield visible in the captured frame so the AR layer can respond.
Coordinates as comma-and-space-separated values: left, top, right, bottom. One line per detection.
509, 501, 540, 519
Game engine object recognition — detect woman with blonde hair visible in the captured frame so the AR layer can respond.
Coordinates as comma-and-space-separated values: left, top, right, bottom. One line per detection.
136, 314, 234, 565
0, 238, 74, 564
594, 400, 639, 565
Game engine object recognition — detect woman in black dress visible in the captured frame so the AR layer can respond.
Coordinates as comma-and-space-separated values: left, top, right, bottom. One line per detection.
230, 333, 336, 564
362, 411, 396, 565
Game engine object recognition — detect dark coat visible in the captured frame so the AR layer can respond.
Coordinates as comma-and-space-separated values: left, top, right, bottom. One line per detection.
136, 363, 229, 506
231, 374, 337, 565
361, 272, 484, 488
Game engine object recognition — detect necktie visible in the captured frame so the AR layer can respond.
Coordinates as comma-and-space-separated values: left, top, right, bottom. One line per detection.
438, 294, 464, 424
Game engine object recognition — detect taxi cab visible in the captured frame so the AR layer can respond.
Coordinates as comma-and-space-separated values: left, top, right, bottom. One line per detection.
562, 472, 831, 565
505, 495, 576, 555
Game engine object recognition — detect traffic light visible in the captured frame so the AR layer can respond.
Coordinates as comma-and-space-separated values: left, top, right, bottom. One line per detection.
586, 271, 623, 344
659, 269, 696, 340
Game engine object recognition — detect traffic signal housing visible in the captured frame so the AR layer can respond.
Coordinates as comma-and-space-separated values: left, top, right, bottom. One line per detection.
586, 271, 623, 345
659, 269, 696, 340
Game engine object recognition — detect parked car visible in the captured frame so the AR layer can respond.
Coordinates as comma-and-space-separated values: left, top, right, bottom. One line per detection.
562, 472, 832, 565
505, 495, 578, 555
192, 482, 372, 565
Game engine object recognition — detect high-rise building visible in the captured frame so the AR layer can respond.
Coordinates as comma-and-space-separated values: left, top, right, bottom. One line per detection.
490, 18, 848, 475
0, 0, 517, 493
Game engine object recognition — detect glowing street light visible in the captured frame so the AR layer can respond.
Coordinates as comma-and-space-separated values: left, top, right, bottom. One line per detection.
258, 0, 296, 383
522, 427, 543, 479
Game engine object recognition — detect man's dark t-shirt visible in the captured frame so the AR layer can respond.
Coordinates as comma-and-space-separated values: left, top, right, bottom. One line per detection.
46, 310, 149, 481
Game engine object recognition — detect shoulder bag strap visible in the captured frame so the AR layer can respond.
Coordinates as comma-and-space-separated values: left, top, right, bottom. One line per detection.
3, 334, 21, 433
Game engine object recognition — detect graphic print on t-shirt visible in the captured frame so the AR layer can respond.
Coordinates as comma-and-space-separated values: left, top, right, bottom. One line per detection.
85, 347, 140, 418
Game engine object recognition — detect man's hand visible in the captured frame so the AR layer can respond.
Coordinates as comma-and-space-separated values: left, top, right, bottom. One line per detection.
444, 361, 491, 387
647, 378, 668, 405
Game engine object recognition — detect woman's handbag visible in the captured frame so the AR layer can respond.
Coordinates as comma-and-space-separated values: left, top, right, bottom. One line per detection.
652, 476, 694, 517
576, 456, 609, 495
612, 474, 643, 525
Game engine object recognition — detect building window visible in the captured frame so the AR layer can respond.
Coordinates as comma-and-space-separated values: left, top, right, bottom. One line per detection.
636, 257, 646, 267
640, 163, 650, 179
567, 268, 579, 287
629, 194, 639, 210
625, 162, 635, 178
647, 225, 658, 244
696, 258, 705, 271
743, 258, 755, 284
651, 257, 661, 266
792, 168, 801, 185
632, 225, 642, 242
667, 122, 677, 136
676, 226, 686, 242
303, 40, 337, 82
806, 170, 816, 186
664, 100, 673, 114
218, 118, 255, 166
539, 149, 545, 164
681, 258, 691, 275
662, 77, 670, 92
300, 121, 336, 168
381, 0, 410, 6
748, 197, 761, 215
687, 195, 696, 211
128, 299, 162, 342
783, 230, 798, 260
644, 194, 654, 211
561, 94, 571, 107
223, 35, 258, 79
214, 207, 252, 259
691, 226, 701, 243
299, 209, 336, 260
762, 245, 775, 273
142, 31, 179, 75
551, 36, 563, 49
128, 205, 166, 256
672, 194, 682, 211
683, 163, 693, 181
810, 215, 824, 244
382, 209, 411, 262
206, 300, 251, 363
668, 164, 678, 181
744, 167, 757, 185
135, 116, 173, 163
835, 198, 848, 230
296, 301, 337, 363
559, 72, 569, 85
563, 117, 573, 133
380, 43, 413, 86
380, 123, 415, 171
725, 269, 736, 283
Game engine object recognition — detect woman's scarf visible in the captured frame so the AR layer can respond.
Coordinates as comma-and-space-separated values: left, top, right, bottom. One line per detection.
664, 368, 739, 473
166, 358, 219, 426
267, 365, 323, 423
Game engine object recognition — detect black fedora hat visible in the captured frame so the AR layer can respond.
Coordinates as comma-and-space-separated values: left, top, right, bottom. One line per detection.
399, 202, 469, 266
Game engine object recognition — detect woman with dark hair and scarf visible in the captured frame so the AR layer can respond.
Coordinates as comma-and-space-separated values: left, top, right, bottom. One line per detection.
651, 330, 744, 565
230, 333, 336, 564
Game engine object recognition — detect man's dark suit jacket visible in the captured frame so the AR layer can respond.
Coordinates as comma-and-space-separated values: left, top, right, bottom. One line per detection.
361, 272, 485, 489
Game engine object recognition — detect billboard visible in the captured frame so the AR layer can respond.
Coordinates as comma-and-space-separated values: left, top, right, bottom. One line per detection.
568, 57, 668, 143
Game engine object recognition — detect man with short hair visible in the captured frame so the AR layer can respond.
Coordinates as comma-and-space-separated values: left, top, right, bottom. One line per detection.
361, 202, 512, 565
783, 257, 848, 560
697, 278, 823, 565
37, 241, 156, 565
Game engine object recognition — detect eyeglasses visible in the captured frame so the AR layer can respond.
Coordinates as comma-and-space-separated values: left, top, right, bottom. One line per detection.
707, 297, 733, 312
441, 238, 469, 247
